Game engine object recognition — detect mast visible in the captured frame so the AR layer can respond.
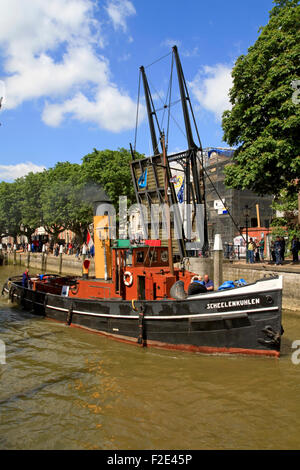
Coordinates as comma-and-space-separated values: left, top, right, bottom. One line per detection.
139, 64, 186, 259
172, 45, 209, 252
140, 66, 160, 156
161, 133, 174, 275
173, 46, 196, 151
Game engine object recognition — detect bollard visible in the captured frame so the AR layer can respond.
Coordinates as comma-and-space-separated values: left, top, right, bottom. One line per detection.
82, 244, 87, 276
213, 234, 223, 291
13, 244, 17, 265
27, 243, 31, 268
59, 244, 63, 274
41, 244, 46, 271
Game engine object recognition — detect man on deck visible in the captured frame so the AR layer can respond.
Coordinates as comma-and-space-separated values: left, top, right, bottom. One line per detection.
203, 274, 214, 291
22, 269, 30, 288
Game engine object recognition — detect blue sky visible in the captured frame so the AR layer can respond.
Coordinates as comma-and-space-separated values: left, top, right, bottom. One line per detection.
0, 0, 275, 181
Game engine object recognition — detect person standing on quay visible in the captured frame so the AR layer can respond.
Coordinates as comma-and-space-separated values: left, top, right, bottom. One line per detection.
248, 238, 256, 264
291, 236, 299, 263
259, 237, 264, 261
274, 236, 283, 265
280, 237, 285, 262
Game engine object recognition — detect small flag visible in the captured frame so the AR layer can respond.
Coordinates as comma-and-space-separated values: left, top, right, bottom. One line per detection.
138, 169, 147, 188
177, 179, 184, 204
87, 231, 94, 250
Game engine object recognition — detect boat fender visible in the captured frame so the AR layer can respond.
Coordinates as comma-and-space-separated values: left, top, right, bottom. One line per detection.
123, 271, 133, 287
137, 304, 146, 347
66, 303, 74, 326
9, 284, 15, 302
170, 281, 187, 300
70, 281, 79, 295
161, 250, 168, 262
2, 280, 10, 296
43, 294, 48, 314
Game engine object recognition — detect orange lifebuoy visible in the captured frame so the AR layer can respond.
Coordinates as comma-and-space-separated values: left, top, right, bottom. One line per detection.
123, 271, 133, 287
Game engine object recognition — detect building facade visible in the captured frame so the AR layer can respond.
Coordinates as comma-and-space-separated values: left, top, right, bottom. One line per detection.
203, 148, 274, 247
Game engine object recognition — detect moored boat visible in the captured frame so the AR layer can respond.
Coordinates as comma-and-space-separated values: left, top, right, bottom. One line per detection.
2, 248, 283, 357
2, 47, 284, 357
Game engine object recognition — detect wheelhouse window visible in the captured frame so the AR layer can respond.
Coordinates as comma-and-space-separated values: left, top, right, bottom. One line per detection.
149, 250, 158, 263
125, 250, 133, 266
136, 251, 145, 263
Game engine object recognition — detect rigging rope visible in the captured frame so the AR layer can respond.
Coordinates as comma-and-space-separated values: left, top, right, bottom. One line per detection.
144, 51, 172, 69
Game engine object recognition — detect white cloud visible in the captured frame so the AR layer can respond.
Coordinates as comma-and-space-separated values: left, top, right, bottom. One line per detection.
4, 47, 109, 109
42, 87, 139, 132
0, 162, 46, 181
189, 64, 233, 121
0, 0, 139, 132
105, 0, 136, 32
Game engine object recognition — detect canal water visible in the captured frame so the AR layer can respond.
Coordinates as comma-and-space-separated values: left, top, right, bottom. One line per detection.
0, 265, 300, 450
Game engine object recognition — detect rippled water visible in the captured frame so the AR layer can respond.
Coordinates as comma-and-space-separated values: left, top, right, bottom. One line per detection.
1, 265, 300, 450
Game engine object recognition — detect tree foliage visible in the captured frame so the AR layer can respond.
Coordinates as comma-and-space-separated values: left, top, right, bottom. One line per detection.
0, 162, 93, 244
40, 162, 93, 244
271, 189, 298, 226
81, 148, 143, 209
0, 147, 141, 243
222, 0, 300, 197
0, 181, 22, 241
16, 171, 46, 241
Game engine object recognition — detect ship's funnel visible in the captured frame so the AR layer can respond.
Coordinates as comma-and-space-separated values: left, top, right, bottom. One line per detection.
94, 213, 112, 280
91, 189, 114, 280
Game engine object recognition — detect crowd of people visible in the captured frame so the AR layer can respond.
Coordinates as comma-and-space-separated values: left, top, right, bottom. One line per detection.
1, 240, 95, 259
246, 235, 299, 265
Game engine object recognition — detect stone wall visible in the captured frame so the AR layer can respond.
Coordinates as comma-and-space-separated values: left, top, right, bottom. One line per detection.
222, 264, 300, 311
6, 253, 95, 277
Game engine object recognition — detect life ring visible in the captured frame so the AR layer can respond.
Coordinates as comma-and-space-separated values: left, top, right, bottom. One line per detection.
123, 271, 133, 287
161, 250, 168, 263
191, 275, 201, 283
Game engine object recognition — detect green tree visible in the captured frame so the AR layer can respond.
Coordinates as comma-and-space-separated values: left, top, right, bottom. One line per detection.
41, 162, 93, 244
81, 148, 143, 209
0, 181, 23, 242
16, 171, 46, 242
222, 0, 300, 197
271, 190, 298, 227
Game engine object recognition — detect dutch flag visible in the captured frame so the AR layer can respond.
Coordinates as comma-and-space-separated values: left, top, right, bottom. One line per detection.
87, 231, 94, 250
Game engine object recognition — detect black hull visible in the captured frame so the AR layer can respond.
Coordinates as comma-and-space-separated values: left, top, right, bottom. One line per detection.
3, 276, 283, 357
